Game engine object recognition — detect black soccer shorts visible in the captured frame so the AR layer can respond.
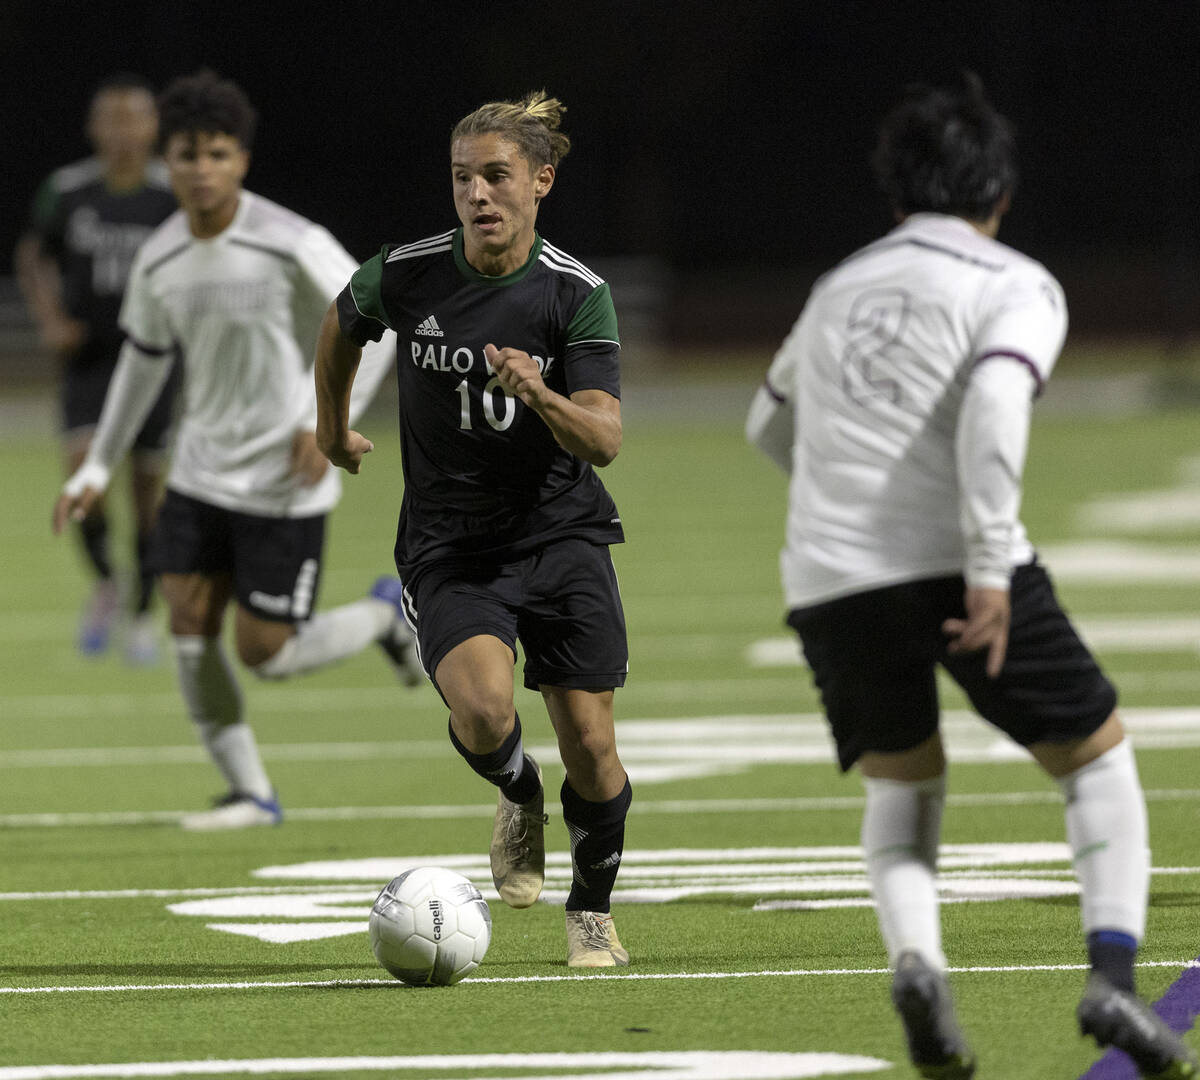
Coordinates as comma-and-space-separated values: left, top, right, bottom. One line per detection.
61, 338, 180, 452
787, 560, 1117, 771
151, 489, 326, 623
404, 536, 629, 693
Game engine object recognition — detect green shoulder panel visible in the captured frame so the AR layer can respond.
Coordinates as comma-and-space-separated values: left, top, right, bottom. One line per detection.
348, 247, 392, 329
566, 282, 620, 346
30, 176, 61, 231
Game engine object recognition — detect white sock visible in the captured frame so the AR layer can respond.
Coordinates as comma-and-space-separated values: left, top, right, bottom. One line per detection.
253, 597, 394, 680
174, 635, 272, 801
861, 773, 947, 969
1057, 739, 1149, 940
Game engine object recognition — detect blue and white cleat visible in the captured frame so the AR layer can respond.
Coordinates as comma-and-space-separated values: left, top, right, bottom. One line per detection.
180, 792, 283, 831
370, 577, 423, 687
77, 579, 119, 656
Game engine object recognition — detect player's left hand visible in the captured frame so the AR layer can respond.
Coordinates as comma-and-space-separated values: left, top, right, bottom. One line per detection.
290, 430, 331, 485
485, 344, 546, 408
943, 586, 1011, 678
52, 487, 101, 534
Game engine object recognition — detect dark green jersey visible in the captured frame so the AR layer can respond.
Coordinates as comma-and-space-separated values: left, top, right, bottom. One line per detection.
337, 228, 624, 574
29, 157, 176, 345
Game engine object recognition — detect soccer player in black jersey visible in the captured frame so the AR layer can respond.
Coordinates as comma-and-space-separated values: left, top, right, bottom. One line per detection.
315, 91, 633, 968
17, 74, 179, 663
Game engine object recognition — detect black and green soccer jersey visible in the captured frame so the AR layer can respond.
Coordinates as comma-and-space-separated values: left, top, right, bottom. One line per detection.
29, 157, 176, 344
337, 228, 625, 573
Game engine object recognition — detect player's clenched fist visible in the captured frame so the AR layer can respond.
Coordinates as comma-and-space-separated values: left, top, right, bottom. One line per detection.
485, 343, 546, 408
318, 429, 374, 475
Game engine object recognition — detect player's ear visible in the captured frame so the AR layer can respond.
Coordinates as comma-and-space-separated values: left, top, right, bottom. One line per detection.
533, 163, 555, 201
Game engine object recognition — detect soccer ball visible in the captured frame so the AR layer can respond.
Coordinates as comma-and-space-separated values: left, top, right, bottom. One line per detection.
368, 866, 492, 986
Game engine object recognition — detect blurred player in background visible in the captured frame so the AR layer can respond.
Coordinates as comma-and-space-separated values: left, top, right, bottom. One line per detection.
315, 92, 633, 968
747, 74, 1197, 1078
17, 73, 180, 664
54, 70, 420, 831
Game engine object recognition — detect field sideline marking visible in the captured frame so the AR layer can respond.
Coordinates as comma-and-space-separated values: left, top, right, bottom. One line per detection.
5, 788, 1200, 829
0, 1050, 891, 1080
3, 959, 1197, 996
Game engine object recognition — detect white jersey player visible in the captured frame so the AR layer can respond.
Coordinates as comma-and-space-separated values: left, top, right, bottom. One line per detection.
759, 209, 1065, 612
54, 71, 420, 831
747, 75, 1196, 1079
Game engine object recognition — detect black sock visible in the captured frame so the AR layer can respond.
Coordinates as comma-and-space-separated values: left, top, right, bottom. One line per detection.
448, 714, 542, 805
561, 776, 632, 914
135, 532, 155, 614
78, 513, 112, 580
1087, 930, 1137, 993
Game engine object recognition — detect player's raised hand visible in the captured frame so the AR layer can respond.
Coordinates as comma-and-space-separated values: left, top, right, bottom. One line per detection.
943, 586, 1011, 678
485, 343, 546, 408
319, 429, 374, 475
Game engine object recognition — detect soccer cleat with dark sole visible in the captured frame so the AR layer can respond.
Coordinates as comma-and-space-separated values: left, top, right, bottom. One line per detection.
489, 758, 547, 908
1078, 974, 1199, 1078
891, 951, 977, 1079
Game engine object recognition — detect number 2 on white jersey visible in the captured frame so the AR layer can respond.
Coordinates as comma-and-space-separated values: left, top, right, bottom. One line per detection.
840, 288, 910, 406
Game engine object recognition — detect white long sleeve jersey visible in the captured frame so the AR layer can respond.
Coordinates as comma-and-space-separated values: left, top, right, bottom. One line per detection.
112, 190, 393, 518
760, 213, 1067, 609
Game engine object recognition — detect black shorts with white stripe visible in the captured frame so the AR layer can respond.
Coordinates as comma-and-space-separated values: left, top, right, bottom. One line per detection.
150, 489, 326, 624
787, 560, 1117, 771
404, 536, 628, 696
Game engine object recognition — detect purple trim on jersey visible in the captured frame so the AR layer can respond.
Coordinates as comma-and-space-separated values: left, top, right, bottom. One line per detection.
763, 376, 788, 404
122, 331, 174, 359
973, 349, 1045, 397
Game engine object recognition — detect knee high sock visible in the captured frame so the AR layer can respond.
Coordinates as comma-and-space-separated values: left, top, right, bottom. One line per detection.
1058, 739, 1148, 991
78, 513, 113, 580
448, 714, 542, 805
134, 532, 155, 614
861, 773, 947, 969
174, 635, 272, 801
561, 777, 633, 914
252, 598, 394, 679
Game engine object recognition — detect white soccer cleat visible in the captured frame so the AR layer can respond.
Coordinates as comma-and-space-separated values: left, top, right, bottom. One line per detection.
565, 910, 630, 968
490, 759, 546, 909
123, 612, 161, 667
180, 792, 283, 831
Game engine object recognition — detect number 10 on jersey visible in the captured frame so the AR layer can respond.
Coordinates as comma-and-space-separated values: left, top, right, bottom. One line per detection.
455, 377, 515, 432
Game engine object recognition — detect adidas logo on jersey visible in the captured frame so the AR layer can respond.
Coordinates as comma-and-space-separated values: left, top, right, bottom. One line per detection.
414, 314, 444, 337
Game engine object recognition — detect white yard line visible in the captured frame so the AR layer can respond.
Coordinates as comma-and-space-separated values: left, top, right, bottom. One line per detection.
4, 866, 1198, 905
2, 959, 1197, 996
3, 788, 1199, 829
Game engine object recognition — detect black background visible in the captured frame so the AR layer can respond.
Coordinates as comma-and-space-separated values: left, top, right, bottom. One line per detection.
6, 1, 1198, 339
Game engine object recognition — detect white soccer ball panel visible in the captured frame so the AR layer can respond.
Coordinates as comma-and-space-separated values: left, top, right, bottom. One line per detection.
368, 867, 491, 986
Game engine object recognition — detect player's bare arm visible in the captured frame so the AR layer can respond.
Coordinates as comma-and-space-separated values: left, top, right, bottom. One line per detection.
14, 232, 88, 354
485, 343, 621, 466
314, 303, 374, 474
